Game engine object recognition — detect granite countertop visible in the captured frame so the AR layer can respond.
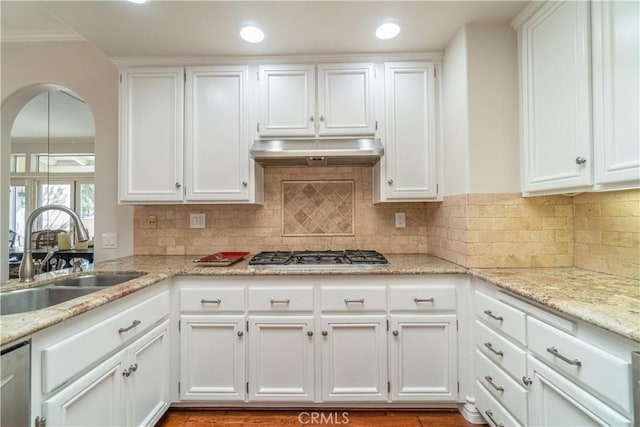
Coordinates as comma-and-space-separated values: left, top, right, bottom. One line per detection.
1, 254, 638, 346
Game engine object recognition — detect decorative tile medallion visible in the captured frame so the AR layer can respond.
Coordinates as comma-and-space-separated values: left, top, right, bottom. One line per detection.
282, 180, 355, 236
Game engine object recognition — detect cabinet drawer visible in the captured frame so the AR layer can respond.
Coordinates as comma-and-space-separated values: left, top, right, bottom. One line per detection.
475, 320, 527, 380
527, 316, 632, 414
42, 288, 170, 393
248, 286, 313, 312
475, 380, 523, 427
389, 285, 456, 311
321, 286, 386, 312
475, 349, 528, 425
475, 291, 526, 345
180, 287, 245, 312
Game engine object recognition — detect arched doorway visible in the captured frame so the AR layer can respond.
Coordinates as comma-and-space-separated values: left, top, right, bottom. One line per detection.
2, 84, 95, 281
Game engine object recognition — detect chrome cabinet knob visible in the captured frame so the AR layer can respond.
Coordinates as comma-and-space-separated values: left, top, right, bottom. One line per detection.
242, 181, 248, 187
122, 368, 131, 378
310, 115, 315, 122
392, 330, 399, 336
322, 330, 328, 337
388, 179, 394, 185
319, 115, 325, 121
575, 157, 587, 165
237, 331, 244, 337
130, 363, 138, 372
307, 331, 314, 337
175, 182, 181, 188
522, 376, 533, 386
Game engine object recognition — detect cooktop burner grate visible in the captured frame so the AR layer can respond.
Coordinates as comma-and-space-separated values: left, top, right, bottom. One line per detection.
248, 250, 389, 267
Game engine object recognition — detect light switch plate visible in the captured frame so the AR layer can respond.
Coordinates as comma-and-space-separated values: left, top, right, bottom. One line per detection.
395, 212, 406, 228
102, 232, 118, 249
190, 213, 206, 229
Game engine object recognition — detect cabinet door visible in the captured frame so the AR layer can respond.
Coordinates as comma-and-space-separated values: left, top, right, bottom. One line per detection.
248, 316, 314, 401
384, 62, 437, 200
317, 63, 375, 135
592, 0, 640, 186
127, 320, 171, 427
321, 315, 387, 401
389, 315, 457, 401
527, 356, 631, 427
185, 66, 250, 201
180, 315, 245, 401
259, 65, 316, 136
119, 67, 184, 202
43, 350, 126, 427
520, 1, 593, 193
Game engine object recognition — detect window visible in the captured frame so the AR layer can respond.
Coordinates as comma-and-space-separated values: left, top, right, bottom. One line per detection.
37, 154, 95, 174
9, 185, 26, 247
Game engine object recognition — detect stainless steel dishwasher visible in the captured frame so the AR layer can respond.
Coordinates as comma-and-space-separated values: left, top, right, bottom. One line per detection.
1, 340, 30, 427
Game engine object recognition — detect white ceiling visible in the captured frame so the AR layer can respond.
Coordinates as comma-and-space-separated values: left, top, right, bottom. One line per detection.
1, 1, 529, 57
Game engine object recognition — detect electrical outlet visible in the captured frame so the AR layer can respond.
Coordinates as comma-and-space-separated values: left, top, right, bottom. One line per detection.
190, 213, 206, 229
395, 212, 406, 228
147, 215, 157, 228
102, 232, 119, 249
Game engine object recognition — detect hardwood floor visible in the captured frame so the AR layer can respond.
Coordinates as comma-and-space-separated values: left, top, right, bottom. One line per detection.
156, 409, 477, 427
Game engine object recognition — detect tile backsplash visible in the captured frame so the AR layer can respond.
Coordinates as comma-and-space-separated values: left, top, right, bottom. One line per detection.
573, 189, 639, 279
426, 193, 574, 268
133, 170, 639, 279
282, 180, 355, 236
134, 167, 428, 255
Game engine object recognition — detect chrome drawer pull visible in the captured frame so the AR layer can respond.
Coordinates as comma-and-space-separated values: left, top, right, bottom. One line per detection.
270, 298, 290, 304
483, 310, 504, 321
485, 410, 504, 427
547, 347, 582, 366
118, 319, 141, 334
484, 375, 505, 392
484, 342, 504, 357
201, 298, 221, 304
414, 297, 435, 303
344, 298, 365, 304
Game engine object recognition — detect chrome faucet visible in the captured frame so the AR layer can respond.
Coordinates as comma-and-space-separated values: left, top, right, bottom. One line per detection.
19, 205, 90, 282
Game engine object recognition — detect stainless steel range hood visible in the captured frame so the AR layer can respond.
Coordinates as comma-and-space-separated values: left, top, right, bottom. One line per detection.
250, 138, 384, 167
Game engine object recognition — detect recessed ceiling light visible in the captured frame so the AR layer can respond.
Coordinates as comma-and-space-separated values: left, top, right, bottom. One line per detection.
240, 26, 265, 43
376, 23, 400, 40
127, 0, 149, 4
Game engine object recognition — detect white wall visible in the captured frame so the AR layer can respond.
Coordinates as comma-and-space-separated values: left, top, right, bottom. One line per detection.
466, 24, 519, 193
1, 40, 133, 280
441, 24, 520, 195
442, 26, 470, 195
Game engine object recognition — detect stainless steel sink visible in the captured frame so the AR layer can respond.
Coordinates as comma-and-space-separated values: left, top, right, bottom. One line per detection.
49, 274, 144, 288
0, 274, 144, 315
0, 287, 99, 315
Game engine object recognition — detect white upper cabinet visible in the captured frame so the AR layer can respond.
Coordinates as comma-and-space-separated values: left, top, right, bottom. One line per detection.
317, 63, 376, 135
518, 1, 593, 193
259, 64, 316, 136
119, 67, 184, 202
119, 66, 263, 204
258, 63, 376, 137
515, 0, 640, 195
592, 0, 640, 186
185, 66, 250, 201
379, 62, 438, 201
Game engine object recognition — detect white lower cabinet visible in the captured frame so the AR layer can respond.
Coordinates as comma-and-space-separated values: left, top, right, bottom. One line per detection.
44, 320, 170, 427
389, 315, 457, 401
320, 315, 387, 401
44, 350, 126, 426
527, 356, 631, 427
474, 278, 636, 426
179, 316, 246, 401
248, 316, 315, 401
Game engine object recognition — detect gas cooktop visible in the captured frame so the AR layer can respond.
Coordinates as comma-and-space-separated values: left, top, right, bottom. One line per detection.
248, 250, 389, 268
